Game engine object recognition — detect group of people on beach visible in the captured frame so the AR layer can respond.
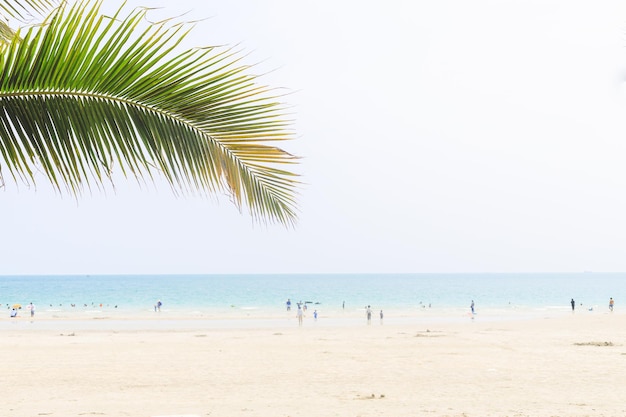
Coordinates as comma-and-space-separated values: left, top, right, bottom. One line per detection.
8, 302, 35, 318
569, 297, 615, 312
5, 299, 168, 318
288, 299, 384, 326
286, 295, 619, 327
365, 305, 384, 325
289, 299, 319, 326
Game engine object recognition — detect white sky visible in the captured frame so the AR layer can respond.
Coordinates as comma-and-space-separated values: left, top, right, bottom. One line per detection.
3, 0, 626, 275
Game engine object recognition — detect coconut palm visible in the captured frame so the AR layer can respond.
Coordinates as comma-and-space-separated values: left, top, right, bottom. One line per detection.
0, 0, 299, 225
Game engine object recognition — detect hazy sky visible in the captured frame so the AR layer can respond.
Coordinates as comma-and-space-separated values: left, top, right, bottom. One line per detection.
3, 0, 626, 275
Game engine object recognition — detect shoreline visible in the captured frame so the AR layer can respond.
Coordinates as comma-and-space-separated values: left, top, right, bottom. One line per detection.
0, 304, 617, 331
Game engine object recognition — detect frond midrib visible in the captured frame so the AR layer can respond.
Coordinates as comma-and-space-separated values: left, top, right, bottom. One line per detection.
0, 87, 298, 204
0, 88, 169, 117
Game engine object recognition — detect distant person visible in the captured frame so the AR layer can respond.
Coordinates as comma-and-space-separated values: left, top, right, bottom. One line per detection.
571, 298, 575, 312
10, 308, 17, 318
342, 301, 345, 310
286, 299, 291, 311
366, 305, 372, 324
297, 306, 303, 326
609, 297, 614, 312
28, 302, 35, 318
380, 310, 383, 324
470, 300, 475, 314
154, 300, 162, 312
313, 309, 318, 321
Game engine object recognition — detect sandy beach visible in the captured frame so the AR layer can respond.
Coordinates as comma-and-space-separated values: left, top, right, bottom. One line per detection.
2, 310, 625, 417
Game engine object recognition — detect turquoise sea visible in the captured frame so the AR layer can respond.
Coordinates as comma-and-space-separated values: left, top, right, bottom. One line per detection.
0, 273, 624, 321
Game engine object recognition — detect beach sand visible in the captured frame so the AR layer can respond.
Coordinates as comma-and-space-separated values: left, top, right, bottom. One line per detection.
2, 311, 625, 417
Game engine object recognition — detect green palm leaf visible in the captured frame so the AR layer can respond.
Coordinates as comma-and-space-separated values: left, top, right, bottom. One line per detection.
0, 0, 299, 224
0, 0, 55, 20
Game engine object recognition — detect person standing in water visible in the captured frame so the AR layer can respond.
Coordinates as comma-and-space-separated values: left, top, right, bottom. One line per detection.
571, 298, 575, 312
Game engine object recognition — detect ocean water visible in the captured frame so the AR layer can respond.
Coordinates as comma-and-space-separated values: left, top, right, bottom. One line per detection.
0, 273, 624, 320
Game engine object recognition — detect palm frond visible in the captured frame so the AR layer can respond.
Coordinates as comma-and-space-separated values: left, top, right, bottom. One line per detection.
0, 20, 15, 45
0, 0, 299, 224
0, 0, 55, 21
